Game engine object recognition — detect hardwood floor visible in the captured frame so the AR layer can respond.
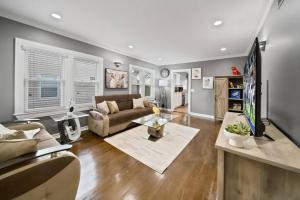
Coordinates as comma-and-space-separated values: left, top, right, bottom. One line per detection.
174, 105, 188, 114
71, 113, 221, 200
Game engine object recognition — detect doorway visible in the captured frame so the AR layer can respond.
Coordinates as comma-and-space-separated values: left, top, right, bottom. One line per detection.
170, 69, 191, 114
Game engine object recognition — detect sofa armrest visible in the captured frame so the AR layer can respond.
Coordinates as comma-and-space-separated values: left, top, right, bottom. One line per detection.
0, 144, 72, 170
0, 149, 80, 200
7, 122, 46, 131
148, 102, 155, 108
89, 110, 106, 120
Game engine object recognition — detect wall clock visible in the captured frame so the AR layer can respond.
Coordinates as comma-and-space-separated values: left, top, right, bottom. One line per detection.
160, 68, 170, 78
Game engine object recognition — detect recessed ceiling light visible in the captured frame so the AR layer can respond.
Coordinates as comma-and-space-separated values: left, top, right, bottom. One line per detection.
51, 13, 62, 20
213, 20, 223, 26
220, 47, 227, 51
128, 45, 134, 49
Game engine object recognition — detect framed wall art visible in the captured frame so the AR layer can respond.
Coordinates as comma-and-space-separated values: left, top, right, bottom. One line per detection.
202, 77, 214, 89
105, 68, 128, 89
192, 68, 202, 79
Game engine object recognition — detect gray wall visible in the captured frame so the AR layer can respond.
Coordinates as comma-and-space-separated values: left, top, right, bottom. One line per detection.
161, 57, 246, 115
0, 16, 158, 122
259, 1, 300, 146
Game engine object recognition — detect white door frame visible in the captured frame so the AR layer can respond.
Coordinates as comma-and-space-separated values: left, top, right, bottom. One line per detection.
170, 69, 191, 114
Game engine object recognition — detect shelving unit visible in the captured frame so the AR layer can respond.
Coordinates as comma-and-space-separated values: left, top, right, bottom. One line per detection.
228, 76, 243, 113
214, 76, 243, 120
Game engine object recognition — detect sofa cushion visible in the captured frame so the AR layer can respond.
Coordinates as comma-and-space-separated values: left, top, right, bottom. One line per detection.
109, 107, 153, 126
107, 101, 120, 114
133, 98, 145, 109
0, 139, 39, 162
33, 129, 59, 150
33, 129, 56, 142
96, 101, 110, 114
143, 97, 150, 107
95, 94, 141, 111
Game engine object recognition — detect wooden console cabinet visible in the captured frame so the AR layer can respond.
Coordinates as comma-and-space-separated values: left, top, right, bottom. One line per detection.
214, 76, 243, 120
215, 112, 300, 200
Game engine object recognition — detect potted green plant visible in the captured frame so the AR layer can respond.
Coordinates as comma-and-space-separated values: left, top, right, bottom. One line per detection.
224, 122, 251, 147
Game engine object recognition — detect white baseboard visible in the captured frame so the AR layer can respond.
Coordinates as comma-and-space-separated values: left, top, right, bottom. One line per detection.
189, 112, 215, 120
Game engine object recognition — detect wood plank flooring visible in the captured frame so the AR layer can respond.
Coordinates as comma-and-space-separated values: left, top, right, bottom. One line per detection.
71, 113, 221, 200
174, 105, 188, 114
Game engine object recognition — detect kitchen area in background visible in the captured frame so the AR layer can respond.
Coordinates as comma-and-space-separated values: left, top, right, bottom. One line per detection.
172, 72, 189, 113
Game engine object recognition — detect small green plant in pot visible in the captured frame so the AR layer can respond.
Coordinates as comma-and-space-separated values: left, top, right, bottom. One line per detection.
224, 122, 251, 148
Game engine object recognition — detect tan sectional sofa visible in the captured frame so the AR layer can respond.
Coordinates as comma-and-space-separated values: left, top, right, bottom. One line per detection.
0, 122, 80, 200
88, 94, 153, 137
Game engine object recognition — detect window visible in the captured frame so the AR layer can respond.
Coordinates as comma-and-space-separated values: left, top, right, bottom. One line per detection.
73, 58, 99, 106
129, 65, 155, 98
23, 48, 65, 112
15, 38, 103, 118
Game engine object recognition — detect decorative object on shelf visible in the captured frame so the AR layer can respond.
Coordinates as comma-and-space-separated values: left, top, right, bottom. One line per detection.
229, 81, 243, 88
160, 68, 170, 78
229, 90, 242, 99
202, 77, 214, 89
232, 103, 242, 111
67, 99, 75, 117
224, 122, 250, 148
105, 68, 128, 89
192, 68, 202, 79
231, 65, 241, 75
113, 61, 122, 68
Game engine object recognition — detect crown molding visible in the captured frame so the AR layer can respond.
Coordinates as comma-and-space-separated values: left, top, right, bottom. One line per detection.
159, 53, 247, 67
0, 10, 159, 66
0, 9, 255, 67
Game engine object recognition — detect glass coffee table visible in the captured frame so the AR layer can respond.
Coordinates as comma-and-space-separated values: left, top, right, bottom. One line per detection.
132, 113, 175, 138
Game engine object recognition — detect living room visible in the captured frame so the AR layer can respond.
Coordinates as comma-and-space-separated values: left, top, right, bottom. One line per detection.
0, 0, 300, 200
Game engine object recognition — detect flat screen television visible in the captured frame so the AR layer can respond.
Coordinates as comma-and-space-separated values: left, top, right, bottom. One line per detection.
243, 38, 265, 137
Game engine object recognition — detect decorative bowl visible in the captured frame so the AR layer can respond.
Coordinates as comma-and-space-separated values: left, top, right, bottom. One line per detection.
224, 129, 250, 148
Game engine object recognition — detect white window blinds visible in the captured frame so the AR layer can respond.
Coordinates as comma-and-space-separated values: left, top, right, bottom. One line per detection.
24, 47, 65, 112
73, 58, 98, 105
14, 38, 103, 118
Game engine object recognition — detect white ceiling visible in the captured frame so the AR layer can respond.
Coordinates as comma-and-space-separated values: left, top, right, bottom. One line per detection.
0, 0, 272, 65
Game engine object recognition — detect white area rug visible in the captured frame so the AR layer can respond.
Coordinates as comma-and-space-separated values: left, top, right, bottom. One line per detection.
104, 122, 199, 173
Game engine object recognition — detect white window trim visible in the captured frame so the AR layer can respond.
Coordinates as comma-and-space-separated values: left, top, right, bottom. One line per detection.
129, 64, 156, 98
14, 38, 103, 119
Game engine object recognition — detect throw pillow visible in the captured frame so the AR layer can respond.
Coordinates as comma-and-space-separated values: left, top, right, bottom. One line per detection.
0, 123, 40, 140
143, 97, 150, 107
97, 101, 110, 114
23, 128, 41, 139
133, 98, 145, 109
0, 139, 38, 162
0, 124, 27, 140
107, 101, 120, 114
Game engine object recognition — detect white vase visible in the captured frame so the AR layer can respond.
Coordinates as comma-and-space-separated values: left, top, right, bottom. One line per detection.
224, 129, 249, 148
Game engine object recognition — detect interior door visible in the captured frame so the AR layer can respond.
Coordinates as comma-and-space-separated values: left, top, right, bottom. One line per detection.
215, 78, 228, 120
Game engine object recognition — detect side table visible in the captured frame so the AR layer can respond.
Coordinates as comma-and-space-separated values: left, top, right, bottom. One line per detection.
50, 111, 88, 144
